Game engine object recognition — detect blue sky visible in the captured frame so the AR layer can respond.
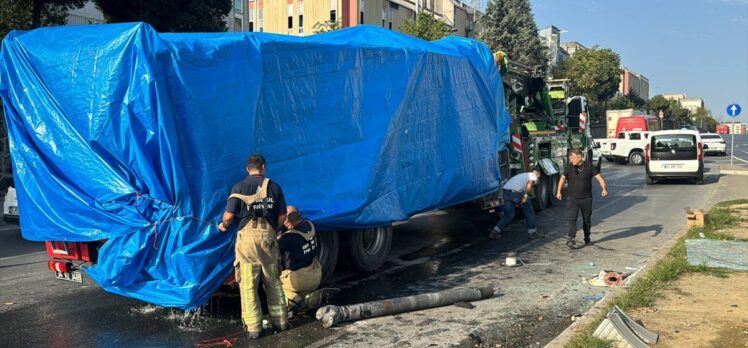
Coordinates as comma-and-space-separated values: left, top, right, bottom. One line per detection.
531, 0, 748, 124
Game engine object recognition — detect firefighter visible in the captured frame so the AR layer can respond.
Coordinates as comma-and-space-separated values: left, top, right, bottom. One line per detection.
278, 206, 323, 316
218, 154, 288, 339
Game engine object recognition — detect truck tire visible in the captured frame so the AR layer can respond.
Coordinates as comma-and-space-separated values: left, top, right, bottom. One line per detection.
317, 231, 339, 284
549, 174, 560, 205
532, 174, 550, 211
344, 226, 392, 273
629, 151, 644, 165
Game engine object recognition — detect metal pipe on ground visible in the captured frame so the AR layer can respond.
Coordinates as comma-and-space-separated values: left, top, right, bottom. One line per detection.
315, 287, 495, 328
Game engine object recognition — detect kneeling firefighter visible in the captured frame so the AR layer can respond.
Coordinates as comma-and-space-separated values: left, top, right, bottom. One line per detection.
278, 206, 324, 315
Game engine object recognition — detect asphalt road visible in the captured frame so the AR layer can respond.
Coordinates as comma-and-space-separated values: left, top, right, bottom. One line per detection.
1, 153, 747, 347
723, 134, 748, 166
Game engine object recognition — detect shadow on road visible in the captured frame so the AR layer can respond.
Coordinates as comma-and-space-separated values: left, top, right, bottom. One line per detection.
594, 224, 664, 244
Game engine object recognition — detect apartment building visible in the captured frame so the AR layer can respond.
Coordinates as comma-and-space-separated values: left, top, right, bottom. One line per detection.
231, 0, 483, 38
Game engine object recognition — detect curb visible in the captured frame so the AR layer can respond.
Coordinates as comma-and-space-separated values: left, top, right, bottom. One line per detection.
544, 222, 689, 347
720, 170, 748, 176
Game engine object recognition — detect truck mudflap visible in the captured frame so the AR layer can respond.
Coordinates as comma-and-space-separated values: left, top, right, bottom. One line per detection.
538, 158, 559, 176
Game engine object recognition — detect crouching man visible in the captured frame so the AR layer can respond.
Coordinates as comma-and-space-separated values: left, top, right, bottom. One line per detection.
278, 206, 324, 316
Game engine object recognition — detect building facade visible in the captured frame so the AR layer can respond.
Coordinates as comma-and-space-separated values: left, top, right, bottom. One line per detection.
227, 0, 482, 38
538, 26, 568, 67
66, 1, 104, 25
619, 66, 649, 100
664, 94, 704, 113
560, 41, 585, 56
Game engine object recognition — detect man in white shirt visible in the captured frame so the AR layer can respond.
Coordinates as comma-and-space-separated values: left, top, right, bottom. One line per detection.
488, 169, 541, 241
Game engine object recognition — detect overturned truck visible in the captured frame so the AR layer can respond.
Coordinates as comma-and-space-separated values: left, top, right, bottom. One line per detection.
0, 23, 510, 309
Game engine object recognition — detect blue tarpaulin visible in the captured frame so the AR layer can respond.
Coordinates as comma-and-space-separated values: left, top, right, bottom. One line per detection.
0, 23, 510, 309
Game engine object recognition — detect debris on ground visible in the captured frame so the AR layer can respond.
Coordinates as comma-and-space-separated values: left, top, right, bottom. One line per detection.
593, 305, 659, 348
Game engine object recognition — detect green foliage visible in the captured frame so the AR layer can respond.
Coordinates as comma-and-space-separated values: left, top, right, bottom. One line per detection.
691, 107, 718, 132
93, 0, 231, 32
645, 94, 692, 125
400, 10, 452, 41
1, 0, 84, 39
312, 20, 341, 34
480, 0, 548, 72
608, 90, 646, 110
553, 47, 621, 105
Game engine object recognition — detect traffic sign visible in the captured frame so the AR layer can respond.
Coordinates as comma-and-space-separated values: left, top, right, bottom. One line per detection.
727, 103, 741, 118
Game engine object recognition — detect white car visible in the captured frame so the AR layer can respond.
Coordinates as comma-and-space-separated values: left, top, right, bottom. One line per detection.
3, 186, 19, 223
645, 130, 703, 185
700, 133, 727, 156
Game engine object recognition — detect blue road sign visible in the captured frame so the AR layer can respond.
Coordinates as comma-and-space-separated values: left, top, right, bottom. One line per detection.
727, 104, 741, 118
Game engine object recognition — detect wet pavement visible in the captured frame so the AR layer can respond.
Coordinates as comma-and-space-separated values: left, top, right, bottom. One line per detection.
1, 154, 747, 347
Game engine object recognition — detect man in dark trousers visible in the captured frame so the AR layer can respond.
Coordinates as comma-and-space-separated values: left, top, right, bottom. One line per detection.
218, 154, 288, 339
556, 148, 608, 249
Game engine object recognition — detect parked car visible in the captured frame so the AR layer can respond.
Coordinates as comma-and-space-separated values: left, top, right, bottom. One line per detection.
645, 130, 703, 185
700, 133, 727, 156
598, 131, 650, 165
3, 185, 19, 223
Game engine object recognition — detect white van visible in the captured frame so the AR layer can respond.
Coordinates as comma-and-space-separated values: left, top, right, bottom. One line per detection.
645, 130, 703, 185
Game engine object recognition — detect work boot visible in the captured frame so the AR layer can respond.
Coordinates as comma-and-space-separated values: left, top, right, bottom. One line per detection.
528, 233, 538, 241
488, 227, 502, 240
272, 322, 290, 332
584, 239, 594, 246
245, 331, 262, 340
288, 295, 308, 317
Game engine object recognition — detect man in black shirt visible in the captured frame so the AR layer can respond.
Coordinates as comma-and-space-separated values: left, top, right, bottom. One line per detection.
556, 148, 609, 249
278, 206, 322, 316
218, 154, 288, 338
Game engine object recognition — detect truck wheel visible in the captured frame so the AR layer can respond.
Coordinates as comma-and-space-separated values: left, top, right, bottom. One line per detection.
317, 231, 339, 284
345, 226, 392, 273
549, 174, 560, 205
629, 151, 644, 165
532, 174, 550, 211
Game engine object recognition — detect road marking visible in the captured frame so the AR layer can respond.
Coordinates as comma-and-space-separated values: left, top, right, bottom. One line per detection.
0, 251, 47, 261
0, 225, 20, 231
731, 155, 748, 164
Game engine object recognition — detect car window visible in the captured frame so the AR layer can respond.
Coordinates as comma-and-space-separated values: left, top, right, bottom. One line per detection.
702, 135, 721, 140
630, 133, 641, 140
652, 134, 697, 151
617, 133, 625, 139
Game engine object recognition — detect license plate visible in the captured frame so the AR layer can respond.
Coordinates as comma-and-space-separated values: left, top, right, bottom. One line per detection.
55, 270, 82, 283
8, 206, 17, 214
662, 164, 683, 169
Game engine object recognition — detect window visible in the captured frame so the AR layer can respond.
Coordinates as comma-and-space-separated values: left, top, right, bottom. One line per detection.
330, 10, 337, 22
359, 0, 365, 24
330, 0, 337, 22
259, 9, 264, 32
299, 3, 304, 34
234, 18, 242, 31
249, 9, 254, 32
288, 4, 293, 31
630, 133, 641, 140
389, 22, 392, 30
234, 0, 243, 13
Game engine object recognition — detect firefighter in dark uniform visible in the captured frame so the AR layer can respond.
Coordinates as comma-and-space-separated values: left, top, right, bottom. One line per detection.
278, 206, 322, 316
218, 154, 288, 339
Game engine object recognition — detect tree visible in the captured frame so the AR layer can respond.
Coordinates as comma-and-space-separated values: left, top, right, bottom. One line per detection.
608, 90, 646, 110
480, 0, 548, 72
645, 94, 691, 125
553, 47, 621, 105
400, 10, 452, 41
1, 0, 84, 39
608, 95, 635, 110
93, 0, 231, 32
691, 107, 717, 132
312, 20, 341, 34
